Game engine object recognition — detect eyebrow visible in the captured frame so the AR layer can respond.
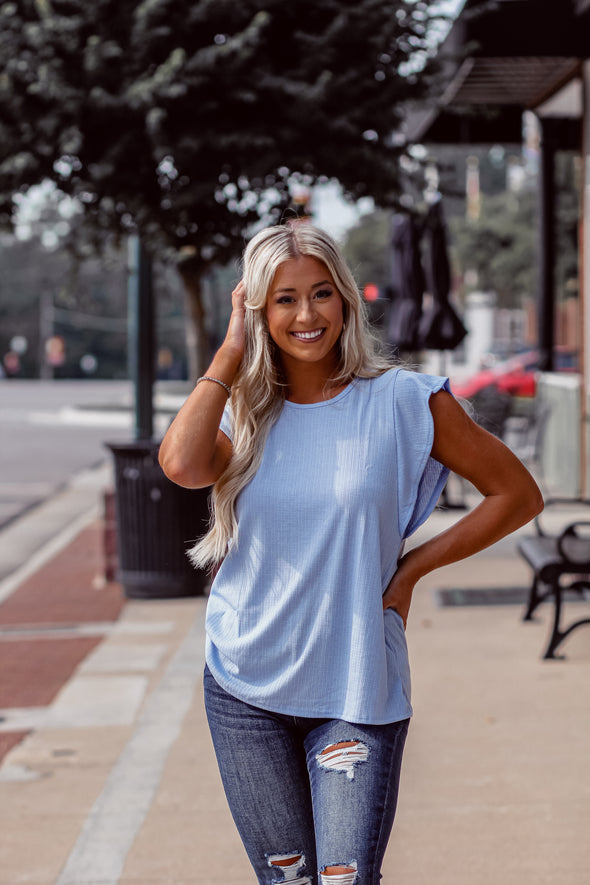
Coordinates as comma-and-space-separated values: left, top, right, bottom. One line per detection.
272, 279, 333, 294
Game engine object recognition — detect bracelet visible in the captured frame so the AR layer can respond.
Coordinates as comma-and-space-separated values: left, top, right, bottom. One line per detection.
196, 375, 231, 397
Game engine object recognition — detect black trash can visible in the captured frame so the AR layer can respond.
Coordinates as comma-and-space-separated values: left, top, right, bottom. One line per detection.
106, 441, 211, 599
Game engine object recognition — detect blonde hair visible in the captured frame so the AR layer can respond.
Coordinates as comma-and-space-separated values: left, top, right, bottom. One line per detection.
189, 223, 393, 568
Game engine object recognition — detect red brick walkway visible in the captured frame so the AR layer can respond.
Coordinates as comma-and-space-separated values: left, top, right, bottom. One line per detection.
0, 520, 124, 761
0, 522, 123, 627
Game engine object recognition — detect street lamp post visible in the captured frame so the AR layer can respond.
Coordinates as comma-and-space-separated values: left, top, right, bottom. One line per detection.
39, 289, 54, 381
107, 235, 210, 599
127, 235, 154, 440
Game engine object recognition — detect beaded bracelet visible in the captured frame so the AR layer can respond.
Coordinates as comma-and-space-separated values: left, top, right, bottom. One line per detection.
196, 375, 231, 397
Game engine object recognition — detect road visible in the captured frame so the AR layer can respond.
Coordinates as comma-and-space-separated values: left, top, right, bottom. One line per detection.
0, 379, 186, 529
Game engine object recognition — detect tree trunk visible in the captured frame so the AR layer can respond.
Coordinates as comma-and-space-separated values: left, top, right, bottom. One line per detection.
177, 251, 209, 380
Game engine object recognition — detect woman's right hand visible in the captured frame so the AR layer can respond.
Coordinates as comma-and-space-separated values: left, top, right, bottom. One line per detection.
221, 280, 247, 364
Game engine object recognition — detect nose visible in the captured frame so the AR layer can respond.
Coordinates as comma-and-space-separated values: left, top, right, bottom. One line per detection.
296, 297, 317, 324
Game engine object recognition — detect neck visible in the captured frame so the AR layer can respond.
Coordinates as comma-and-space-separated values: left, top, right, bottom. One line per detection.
281, 357, 347, 404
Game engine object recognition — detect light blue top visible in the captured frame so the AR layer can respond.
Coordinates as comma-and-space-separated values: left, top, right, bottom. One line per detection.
205, 368, 450, 724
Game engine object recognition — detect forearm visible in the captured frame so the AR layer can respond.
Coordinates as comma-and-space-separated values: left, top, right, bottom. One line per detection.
400, 489, 540, 584
158, 346, 240, 487
159, 281, 246, 487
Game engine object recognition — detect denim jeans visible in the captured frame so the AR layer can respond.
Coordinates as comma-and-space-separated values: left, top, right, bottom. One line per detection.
204, 665, 409, 885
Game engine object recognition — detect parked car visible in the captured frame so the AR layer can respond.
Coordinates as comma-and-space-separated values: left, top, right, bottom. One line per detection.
452, 349, 577, 399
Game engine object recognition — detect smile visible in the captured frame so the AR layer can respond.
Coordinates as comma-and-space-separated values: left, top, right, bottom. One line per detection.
290, 329, 326, 341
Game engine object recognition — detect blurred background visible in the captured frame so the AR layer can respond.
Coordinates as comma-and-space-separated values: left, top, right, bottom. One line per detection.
1, 0, 589, 516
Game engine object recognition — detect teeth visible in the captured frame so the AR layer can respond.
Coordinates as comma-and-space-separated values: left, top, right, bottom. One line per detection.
292, 329, 324, 340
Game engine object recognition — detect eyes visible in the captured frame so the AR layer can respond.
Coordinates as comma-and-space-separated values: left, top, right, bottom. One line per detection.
275, 288, 333, 305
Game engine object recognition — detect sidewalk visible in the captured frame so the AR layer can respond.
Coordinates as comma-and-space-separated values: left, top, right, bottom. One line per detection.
0, 482, 589, 884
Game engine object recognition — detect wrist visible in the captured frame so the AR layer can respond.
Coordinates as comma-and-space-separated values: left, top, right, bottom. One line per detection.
398, 547, 426, 583
196, 375, 231, 397
210, 344, 242, 379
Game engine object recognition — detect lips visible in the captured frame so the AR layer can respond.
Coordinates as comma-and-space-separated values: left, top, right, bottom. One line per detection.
290, 329, 326, 341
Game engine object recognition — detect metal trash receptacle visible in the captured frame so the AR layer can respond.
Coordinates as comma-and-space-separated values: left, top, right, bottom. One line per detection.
106, 441, 210, 599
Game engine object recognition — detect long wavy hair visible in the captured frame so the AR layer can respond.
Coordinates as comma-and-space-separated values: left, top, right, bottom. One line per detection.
189, 223, 393, 568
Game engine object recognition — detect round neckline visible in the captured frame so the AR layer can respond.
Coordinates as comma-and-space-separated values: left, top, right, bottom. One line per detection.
283, 379, 358, 409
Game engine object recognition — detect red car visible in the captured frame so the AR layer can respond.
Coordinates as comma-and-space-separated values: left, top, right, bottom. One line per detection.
452, 351, 540, 399
452, 349, 577, 399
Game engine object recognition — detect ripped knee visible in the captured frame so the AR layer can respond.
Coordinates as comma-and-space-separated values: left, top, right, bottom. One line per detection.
316, 740, 369, 780
267, 852, 312, 884
320, 861, 358, 884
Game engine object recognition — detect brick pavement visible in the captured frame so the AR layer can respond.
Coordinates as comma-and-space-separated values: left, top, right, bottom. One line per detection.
0, 521, 124, 761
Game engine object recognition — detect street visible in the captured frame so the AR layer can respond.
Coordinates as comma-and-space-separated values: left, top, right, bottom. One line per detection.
0, 379, 185, 530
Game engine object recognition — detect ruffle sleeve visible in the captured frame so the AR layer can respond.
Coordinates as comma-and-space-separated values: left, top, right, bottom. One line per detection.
393, 369, 451, 538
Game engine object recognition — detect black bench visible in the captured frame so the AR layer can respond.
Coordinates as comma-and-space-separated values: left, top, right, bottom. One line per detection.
518, 520, 590, 659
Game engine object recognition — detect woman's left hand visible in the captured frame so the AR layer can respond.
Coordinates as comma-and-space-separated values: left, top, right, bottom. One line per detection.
382, 554, 419, 628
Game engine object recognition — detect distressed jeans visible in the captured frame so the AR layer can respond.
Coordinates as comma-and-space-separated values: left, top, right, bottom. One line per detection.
204, 665, 409, 885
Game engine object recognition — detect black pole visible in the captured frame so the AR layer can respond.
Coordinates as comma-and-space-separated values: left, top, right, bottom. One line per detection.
537, 117, 557, 373
127, 235, 154, 441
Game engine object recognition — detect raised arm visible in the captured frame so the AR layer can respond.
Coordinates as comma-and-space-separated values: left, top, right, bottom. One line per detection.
382, 389, 544, 625
158, 281, 246, 488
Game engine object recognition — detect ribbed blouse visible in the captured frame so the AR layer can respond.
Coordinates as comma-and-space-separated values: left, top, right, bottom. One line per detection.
204, 368, 450, 724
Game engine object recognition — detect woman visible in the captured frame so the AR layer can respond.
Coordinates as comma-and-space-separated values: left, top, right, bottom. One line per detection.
159, 223, 542, 885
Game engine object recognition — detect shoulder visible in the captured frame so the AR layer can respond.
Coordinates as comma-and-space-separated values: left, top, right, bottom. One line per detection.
342, 369, 451, 413
392, 368, 450, 400
359, 367, 399, 395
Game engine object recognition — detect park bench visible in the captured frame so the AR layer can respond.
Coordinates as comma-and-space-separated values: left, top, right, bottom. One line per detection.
518, 518, 590, 658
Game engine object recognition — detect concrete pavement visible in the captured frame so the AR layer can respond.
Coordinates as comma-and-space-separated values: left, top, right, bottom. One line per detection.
0, 475, 589, 884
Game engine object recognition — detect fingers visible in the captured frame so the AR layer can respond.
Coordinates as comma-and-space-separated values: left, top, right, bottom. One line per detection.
221, 281, 247, 363
382, 577, 413, 627
231, 280, 246, 311
383, 598, 408, 629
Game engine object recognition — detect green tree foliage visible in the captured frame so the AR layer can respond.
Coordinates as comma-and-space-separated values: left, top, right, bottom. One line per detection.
0, 0, 445, 372
449, 189, 537, 309
342, 210, 391, 292
449, 152, 579, 311
341, 145, 524, 301
0, 0, 442, 248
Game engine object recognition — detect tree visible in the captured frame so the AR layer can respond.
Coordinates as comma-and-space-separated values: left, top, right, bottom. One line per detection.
448, 151, 579, 312
449, 188, 537, 310
342, 210, 392, 293
0, 0, 447, 374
